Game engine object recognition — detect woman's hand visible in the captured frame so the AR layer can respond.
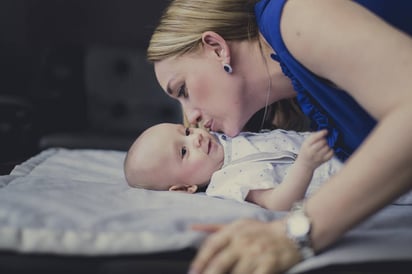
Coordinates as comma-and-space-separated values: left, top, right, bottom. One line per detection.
189, 218, 302, 274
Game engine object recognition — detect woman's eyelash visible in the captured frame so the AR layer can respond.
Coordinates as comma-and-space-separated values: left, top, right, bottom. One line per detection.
177, 84, 188, 98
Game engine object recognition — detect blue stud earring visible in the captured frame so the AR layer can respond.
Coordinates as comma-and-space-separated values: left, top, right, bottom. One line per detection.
223, 64, 233, 74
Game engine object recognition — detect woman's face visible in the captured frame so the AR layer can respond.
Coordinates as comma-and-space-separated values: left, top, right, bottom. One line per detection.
154, 52, 258, 137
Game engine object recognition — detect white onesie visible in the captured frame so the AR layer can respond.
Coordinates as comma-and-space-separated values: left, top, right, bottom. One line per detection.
206, 129, 343, 203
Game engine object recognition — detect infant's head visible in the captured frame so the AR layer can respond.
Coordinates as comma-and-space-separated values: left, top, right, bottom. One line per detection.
124, 123, 224, 193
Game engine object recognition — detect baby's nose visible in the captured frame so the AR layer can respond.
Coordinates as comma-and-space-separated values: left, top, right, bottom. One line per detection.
193, 132, 203, 147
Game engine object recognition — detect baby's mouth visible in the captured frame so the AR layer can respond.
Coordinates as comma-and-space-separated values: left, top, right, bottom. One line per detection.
207, 139, 211, 155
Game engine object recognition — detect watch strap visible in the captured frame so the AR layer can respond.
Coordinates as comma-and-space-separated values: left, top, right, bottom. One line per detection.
287, 201, 315, 260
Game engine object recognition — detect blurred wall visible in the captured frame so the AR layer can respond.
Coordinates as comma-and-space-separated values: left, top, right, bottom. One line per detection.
0, 0, 181, 165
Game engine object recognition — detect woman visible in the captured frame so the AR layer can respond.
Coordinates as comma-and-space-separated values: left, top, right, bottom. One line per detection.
147, 0, 412, 273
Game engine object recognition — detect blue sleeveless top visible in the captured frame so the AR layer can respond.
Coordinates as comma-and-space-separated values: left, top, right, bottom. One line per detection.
255, 0, 412, 161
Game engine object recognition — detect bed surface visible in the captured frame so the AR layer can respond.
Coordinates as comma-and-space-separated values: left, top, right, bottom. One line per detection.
0, 148, 411, 273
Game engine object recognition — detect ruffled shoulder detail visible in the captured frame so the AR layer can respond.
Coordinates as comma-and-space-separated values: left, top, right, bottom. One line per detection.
270, 54, 348, 161
271, 54, 304, 93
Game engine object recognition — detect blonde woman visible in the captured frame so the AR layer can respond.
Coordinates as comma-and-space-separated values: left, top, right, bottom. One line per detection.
147, 0, 412, 273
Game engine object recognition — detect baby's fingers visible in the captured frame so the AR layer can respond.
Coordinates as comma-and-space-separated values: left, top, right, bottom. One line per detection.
321, 147, 334, 161
311, 129, 328, 140
304, 130, 328, 146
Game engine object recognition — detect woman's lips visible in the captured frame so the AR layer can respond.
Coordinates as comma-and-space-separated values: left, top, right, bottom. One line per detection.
204, 120, 214, 131
210, 121, 217, 132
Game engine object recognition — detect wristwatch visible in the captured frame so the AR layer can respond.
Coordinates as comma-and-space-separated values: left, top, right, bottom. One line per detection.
286, 201, 315, 260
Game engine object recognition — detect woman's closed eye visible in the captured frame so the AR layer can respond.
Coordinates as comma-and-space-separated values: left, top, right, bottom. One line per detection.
177, 83, 188, 98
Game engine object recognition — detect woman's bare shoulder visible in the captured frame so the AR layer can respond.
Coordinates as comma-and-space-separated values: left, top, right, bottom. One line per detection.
280, 0, 412, 117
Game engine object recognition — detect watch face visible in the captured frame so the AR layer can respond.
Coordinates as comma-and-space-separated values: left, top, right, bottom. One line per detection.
286, 207, 315, 259
288, 214, 310, 236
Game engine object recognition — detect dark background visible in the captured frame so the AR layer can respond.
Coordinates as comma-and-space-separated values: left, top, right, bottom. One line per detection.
0, 0, 181, 173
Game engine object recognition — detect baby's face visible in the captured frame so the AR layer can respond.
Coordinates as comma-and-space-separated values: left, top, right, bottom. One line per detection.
140, 123, 225, 189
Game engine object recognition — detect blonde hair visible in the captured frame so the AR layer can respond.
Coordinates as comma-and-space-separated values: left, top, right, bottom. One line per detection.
147, 0, 259, 62
148, 0, 309, 132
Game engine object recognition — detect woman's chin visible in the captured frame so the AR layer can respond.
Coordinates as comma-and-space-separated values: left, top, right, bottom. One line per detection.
224, 127, 241, 137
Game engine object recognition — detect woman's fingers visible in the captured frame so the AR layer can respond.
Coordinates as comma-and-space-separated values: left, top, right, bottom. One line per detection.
189, 219, 302, 274
190, 223, 234, 274
202, 245, 239, 274
191, 223, 225, 233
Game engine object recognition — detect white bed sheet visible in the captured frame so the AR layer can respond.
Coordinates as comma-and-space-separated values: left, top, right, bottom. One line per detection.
0, 148, 411, 273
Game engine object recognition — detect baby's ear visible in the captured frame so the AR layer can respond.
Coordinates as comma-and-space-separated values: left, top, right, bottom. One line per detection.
169, 185, 198, 194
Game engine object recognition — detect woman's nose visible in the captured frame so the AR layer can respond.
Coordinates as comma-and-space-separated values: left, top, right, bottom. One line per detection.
185, 108, 202, 126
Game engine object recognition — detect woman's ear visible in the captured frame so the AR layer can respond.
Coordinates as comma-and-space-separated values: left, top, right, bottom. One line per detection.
201, 31, 231, 63
169, 184, 198, 194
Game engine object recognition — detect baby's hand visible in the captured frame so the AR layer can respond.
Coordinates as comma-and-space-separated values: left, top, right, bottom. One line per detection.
298, 130, 334, 169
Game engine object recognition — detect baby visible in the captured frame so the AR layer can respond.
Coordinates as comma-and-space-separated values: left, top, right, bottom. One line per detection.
124, 123, 342, 211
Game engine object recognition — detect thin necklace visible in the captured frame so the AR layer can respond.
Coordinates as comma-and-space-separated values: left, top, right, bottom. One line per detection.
258, 40, 272, 131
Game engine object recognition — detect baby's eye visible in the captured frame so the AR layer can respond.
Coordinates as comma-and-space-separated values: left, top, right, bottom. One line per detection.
177, 84, 188, 98
181, 146, 187, 158
185, 128, 190, 136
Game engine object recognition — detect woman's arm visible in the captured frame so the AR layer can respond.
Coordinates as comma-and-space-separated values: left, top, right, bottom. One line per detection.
247, 130, 333, 211
281, 0, 412, 251
189, 1, 412, 273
